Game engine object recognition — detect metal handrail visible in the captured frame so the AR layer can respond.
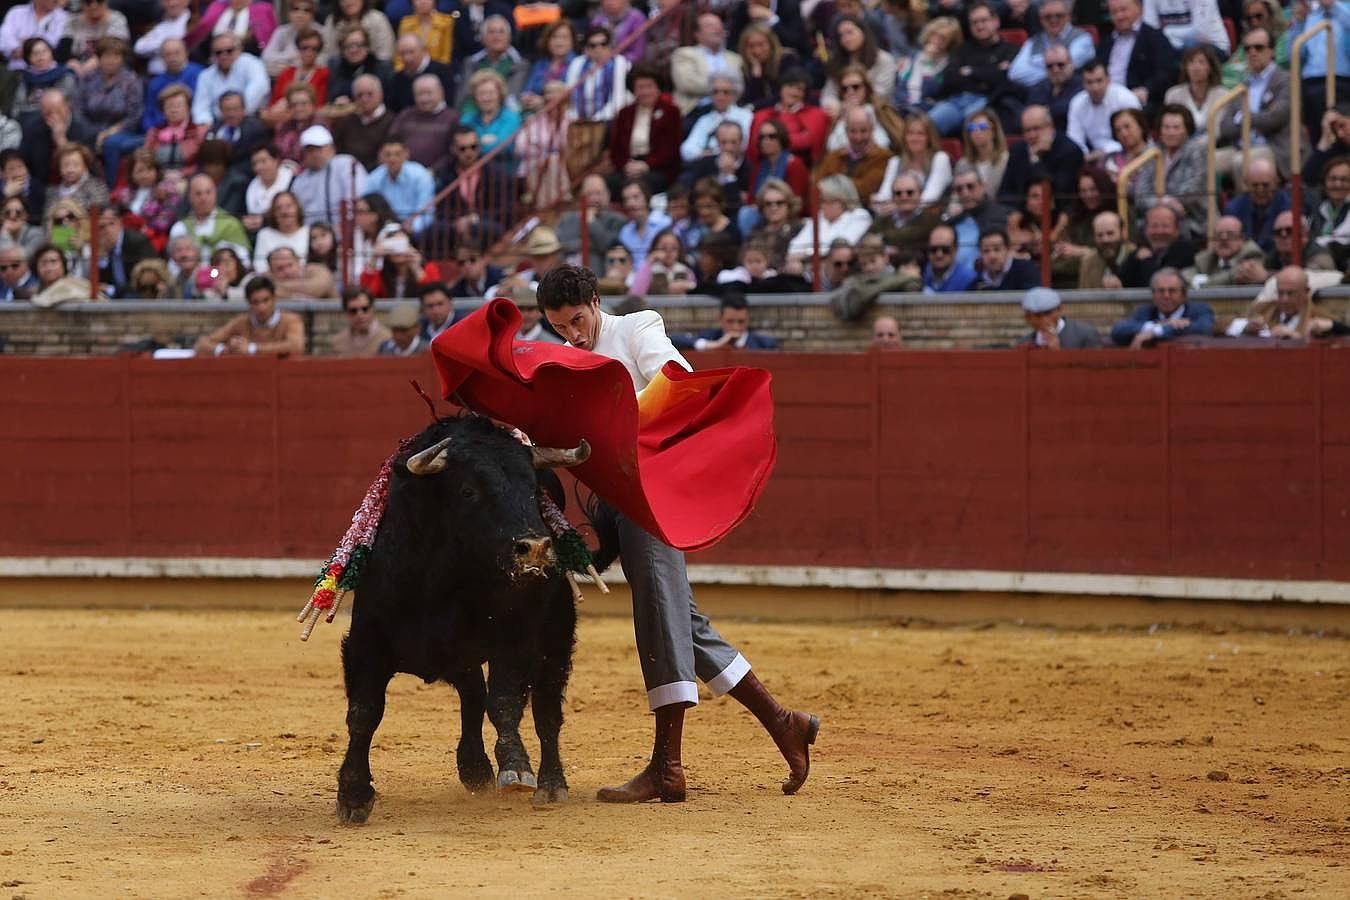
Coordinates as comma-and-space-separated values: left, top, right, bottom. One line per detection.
1289, 19, 1337, 266
1205, 84, 1250, 239
1116, 145, 1163, 224
402, 3, 684, 239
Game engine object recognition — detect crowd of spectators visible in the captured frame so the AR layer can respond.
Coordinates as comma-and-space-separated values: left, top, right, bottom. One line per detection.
0, 0, 1346, 357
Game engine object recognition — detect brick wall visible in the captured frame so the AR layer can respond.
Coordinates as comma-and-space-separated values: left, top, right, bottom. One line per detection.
0, 290, 1344, 355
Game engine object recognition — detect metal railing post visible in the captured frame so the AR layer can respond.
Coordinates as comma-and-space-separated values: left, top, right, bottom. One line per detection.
579, 200, 590, 272
1290, 19, 1337, 267
1205, 84, 1249, 239
1039, 179, 1052, 287
811, 182, 822, 290
339, 198, 352, 290
1117, 146, 1163, 225
89, 205, 101, 300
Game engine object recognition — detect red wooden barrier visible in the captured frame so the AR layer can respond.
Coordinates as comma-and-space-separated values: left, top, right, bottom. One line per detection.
4, 347, 1350, 583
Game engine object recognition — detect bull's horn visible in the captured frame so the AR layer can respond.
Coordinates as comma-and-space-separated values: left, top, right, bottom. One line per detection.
530, 440, 591, 469
405, 437, 452, 475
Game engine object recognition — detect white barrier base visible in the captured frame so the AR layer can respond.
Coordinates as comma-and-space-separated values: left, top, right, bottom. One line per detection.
1, 557, 1347, 606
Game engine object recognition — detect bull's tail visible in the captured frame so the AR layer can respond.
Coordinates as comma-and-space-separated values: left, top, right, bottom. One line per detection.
580, 490, 621, 574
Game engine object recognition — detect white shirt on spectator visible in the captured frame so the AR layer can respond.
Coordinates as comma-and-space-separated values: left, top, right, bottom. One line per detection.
253, 225, 310, 273
680, 105, 753, 162
1142, 0, 1229, 55
192, 51, 271, 122
787, 208, 873, 259
872, 151, 953, 208
0, 3, 69, 70
1067, 82, 1142, 155
134, 11, 190, 75
290, 154, 368, 226
245, 162, 296, 217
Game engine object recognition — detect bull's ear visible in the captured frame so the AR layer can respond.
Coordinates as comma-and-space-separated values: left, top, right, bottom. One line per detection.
530, 439, 590, 469
405, 437, 453, 475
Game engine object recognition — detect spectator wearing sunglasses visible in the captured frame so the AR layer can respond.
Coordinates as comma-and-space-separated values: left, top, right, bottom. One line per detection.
1215, 27, 1292, 182
0, 240, 39, 301
1024, 43, 1083, 136
331, 286, 391, 357
1008, 0, 1096, 89
192, 33, 269, 123
921, 223, 977, 294
185, 0, 277, 60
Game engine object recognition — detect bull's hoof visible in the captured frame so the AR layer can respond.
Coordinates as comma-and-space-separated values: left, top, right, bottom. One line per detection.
336, 791, 376, 824
458, 754, 495, 794
497, 769, 537, 793
531, 784, 568, 806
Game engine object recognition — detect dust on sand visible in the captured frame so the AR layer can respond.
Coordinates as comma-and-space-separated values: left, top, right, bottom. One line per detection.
1, 608, 1347, 898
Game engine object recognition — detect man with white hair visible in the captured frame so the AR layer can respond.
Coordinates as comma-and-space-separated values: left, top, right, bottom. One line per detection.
1008, 0, 1096, 87
1226, 265, 1350, 339
289, 125, 369, 226
329, 74, 394, 171
680, 73, 752, 164
670, 13, 742, 116
455, 14, 525, 115
1181, 215, 1268, 287
388, 73, 456, 175
389, 33, 455, 114
868, 171, 939, 252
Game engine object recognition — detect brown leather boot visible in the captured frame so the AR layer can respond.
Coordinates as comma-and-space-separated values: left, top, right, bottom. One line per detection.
596, 703, 687, 803
729, 670, 819, 794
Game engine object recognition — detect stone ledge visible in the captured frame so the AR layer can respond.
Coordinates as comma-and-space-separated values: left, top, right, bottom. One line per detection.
1, 288, 1346, 355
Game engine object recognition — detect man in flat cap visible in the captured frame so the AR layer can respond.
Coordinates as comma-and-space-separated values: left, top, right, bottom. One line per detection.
1019, 286, 1102, 349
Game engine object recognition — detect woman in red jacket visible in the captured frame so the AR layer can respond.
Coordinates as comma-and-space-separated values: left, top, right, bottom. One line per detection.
608, 62, 682, 195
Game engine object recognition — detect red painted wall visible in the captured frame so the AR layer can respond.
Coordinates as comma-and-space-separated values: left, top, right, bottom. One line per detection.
4, 348, 1349, 582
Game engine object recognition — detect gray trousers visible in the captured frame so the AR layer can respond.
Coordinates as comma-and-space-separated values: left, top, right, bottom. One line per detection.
616, 512, 750, 709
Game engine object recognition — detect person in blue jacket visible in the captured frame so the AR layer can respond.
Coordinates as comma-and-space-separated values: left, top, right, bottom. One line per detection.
1110, 266, 1215, 348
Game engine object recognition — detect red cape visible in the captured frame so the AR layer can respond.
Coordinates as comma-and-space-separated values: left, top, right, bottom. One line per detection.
431, 299, 776, 550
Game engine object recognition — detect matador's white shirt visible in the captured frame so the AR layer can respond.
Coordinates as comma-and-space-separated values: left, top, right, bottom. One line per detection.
586, 309, 693, 392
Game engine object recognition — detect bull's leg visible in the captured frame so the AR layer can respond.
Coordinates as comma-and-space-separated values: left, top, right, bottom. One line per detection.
337, 632, 394, 824
448, 667, 494, 793
485, 656, 535, 793
531, 589, 577, 805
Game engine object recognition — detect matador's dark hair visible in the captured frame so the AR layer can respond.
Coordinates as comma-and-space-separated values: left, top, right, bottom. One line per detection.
537, 264, 599, 311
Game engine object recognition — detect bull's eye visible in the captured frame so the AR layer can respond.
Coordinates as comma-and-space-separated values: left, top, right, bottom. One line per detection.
460, 486, 478, 500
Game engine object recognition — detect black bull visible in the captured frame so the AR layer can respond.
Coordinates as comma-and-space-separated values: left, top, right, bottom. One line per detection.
336, 416, 615, 822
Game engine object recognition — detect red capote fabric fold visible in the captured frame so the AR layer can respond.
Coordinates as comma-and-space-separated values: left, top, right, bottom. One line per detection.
430, 299, 777, 550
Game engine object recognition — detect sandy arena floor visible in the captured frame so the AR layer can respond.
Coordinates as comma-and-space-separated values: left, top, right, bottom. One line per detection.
1, 607, 1347, 899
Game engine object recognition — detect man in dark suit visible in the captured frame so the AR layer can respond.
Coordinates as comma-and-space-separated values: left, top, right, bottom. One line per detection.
1096, 0, 1177, 119
999, 105, 1083, 204
1215, 28, 1292, 180
21, 92, 99, 192
1019, 287, 1102, 349
1120, 204, 1197, 288
390, 33, 457, 114
1024, 43, 1083, 135
96, 205, 156, 299
730, 0, 808, 57
974, 229, 1041, 291
1110, 267, 1215, 348
677, 120, 750, 213
205, 91, 270, 179
435, 124, 518, 243
673, 293, 779, 350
